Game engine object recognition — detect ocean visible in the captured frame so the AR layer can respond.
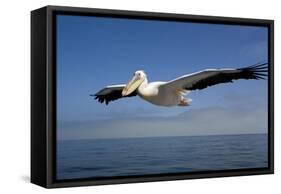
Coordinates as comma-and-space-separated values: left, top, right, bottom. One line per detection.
56, 133, 268, 180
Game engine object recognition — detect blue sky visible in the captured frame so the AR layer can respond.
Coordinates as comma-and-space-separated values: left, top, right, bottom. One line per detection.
56, 14, 268, 140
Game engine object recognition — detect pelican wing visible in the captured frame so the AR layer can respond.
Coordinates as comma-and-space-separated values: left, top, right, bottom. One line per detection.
160, 63, 268, 91
91, 84, 137, 105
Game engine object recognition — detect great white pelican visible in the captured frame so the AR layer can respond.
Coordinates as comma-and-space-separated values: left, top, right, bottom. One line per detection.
91, 63, 267, 107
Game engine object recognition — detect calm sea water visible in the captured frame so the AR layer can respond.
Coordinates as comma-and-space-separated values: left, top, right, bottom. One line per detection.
56, 134, 268, 180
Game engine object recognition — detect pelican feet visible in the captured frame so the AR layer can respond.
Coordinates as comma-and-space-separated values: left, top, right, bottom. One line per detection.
178, 98, 190, 106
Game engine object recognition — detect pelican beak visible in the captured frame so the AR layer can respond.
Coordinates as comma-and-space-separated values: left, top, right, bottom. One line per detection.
122, 75, 143, 96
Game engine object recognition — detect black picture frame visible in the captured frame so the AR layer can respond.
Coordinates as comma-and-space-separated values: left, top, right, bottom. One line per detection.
31, 5, 274, 188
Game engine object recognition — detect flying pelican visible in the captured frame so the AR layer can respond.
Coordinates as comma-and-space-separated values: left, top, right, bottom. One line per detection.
91, 63, 268, 107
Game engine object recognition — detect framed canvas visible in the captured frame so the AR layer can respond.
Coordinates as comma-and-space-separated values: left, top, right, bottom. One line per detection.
31, 5, 274, 188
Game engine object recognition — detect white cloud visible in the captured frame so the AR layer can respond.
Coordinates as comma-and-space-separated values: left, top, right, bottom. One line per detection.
57, 103, 267, 140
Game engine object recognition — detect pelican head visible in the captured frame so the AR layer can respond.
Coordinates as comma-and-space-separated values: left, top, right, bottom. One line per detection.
122, 70, 146, 96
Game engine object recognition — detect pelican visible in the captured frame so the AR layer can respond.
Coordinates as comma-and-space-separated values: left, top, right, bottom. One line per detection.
91, 63, 267, 107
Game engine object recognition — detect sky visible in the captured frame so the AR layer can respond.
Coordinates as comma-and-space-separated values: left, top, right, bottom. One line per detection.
56, 14, 268, 140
